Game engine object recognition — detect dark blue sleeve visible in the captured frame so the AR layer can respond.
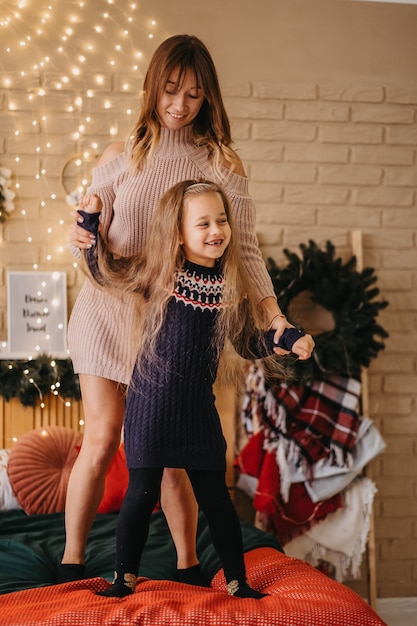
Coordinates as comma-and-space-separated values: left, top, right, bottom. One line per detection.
77, 210, 103, 284
273, 327, 306, 351
77, 210, 100, 235
244, 327, 306, 359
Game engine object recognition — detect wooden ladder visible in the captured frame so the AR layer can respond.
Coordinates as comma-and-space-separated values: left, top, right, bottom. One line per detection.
351, 230, 378, 610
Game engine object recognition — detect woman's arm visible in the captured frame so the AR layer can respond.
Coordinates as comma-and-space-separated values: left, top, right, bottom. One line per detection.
262, 297, 315, 360
222, 153, 314, 361
69, 142, 125, 250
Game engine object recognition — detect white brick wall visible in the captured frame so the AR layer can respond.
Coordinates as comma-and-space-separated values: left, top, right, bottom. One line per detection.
230, 79, 417, 598
0, 67, 416, 597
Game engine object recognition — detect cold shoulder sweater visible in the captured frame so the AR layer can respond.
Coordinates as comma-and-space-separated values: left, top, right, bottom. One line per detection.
68, 126, 276, 384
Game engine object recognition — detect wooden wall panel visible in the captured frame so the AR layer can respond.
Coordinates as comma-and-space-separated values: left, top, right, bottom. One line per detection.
0, 388, 234, 476
0, 397, 85, 449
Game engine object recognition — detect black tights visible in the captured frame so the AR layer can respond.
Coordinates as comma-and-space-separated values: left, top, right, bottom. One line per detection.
112, 467, 246, 586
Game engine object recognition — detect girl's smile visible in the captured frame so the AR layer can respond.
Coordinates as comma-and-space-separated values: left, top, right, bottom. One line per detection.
179, 191, 232, 267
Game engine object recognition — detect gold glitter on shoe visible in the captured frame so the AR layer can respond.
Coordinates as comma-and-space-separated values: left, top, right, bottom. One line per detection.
226, 579, 240, 596
124, 573, 137, 591
111, 571, 137, 592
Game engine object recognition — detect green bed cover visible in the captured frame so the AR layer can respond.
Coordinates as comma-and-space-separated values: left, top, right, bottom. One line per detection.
0, 509, 282, 595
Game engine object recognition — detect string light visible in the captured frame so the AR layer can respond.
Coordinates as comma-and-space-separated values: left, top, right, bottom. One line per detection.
0, 2, 159, 439
0, 0, 157, 270
0, 355, 84, 445
0, 353, 83, 444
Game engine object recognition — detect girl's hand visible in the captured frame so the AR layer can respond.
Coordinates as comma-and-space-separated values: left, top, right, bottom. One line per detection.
269, 314, 315, 360
290, 334, 315, 361
79, 193, 102, 214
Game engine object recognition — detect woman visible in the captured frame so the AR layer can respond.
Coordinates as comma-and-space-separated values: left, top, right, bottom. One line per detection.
63, 34, 314, 584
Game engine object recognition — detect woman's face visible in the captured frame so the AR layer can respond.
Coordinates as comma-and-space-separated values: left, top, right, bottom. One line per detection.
157, 67, 205, 130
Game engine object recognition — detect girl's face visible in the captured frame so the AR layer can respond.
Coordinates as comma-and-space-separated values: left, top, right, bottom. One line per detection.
157, 67, 205, 130
179, 192, 231, 267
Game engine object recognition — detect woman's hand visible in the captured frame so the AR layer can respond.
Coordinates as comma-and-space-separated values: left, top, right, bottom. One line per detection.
69, 213, 95, 249
69, 194, 102, 248
269, 314, 291, 356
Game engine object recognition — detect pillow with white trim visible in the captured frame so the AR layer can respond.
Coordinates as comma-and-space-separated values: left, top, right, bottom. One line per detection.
0, 448, 21, 511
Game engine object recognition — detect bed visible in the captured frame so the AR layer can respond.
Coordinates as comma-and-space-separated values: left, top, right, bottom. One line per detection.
0, 509, 387, 626
0, 427, 387, 625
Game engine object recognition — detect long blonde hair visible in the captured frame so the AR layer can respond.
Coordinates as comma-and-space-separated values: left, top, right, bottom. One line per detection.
84, 180, 290, 381
128, 35, 240, 178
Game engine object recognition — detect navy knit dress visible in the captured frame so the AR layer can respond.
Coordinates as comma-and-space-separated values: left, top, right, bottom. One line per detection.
124, 261, 227, 472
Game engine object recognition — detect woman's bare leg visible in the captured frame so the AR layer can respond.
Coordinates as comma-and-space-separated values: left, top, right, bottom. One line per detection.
160, 468, 200, 571
61, 374, 125, 566
61, 375, 202, 583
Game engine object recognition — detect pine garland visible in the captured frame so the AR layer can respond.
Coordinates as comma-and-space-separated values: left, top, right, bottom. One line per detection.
0, 354, 81, 407
267, 240, 389, 381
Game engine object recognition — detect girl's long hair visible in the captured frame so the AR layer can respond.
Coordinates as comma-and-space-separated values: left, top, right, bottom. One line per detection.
128, 34, 240, 178
84, 180, 290, 382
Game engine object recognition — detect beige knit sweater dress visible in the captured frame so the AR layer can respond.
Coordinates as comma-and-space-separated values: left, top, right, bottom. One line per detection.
67, 125, 276, 385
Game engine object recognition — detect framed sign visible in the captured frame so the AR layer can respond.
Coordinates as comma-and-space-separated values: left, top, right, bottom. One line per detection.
7, 271, 68, 358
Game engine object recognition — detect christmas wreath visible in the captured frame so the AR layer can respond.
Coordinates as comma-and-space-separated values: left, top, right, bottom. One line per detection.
267, 240, 388, 381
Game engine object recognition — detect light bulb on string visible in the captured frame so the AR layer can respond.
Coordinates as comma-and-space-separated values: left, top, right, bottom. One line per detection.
2, 0, 160, 278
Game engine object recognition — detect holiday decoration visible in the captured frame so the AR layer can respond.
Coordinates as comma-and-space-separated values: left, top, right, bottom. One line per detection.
267, 240, 388, 381
0, 166, 15, 222
0, 240, 388, 406
0, 1, 159, 269
0, 354, 80, 407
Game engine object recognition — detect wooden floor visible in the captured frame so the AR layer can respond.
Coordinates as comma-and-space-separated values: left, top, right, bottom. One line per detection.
375, 597, 417, 626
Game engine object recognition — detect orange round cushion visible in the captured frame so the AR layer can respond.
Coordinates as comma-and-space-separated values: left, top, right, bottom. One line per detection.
7, 426, 83, 515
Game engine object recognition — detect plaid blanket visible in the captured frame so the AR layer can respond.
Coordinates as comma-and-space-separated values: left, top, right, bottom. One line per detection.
235, 432, 344, 545
241, 365, 361, 499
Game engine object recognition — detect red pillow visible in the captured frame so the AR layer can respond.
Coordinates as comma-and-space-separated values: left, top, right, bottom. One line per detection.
98, 443, 129, 513
7, 426, 83, 515
7, 427, 129, 515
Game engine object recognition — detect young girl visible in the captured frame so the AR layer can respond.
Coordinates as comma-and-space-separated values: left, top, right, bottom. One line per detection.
78, 180, 307, 600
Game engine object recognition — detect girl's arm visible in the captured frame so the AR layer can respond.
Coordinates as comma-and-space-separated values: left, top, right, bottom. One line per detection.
242, 327, 308, 361
77, 195, 104, 285
78, 194, 146, 295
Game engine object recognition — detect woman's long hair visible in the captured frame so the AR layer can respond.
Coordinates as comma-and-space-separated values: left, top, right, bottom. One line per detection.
84, 180, 290, 382
128, 34, 240, 178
